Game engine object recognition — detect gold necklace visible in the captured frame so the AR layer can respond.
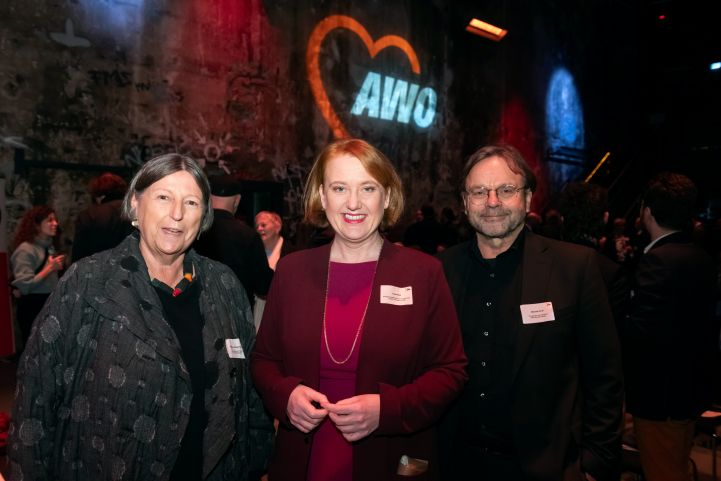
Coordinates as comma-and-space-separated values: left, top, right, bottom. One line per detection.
322, 242, 382, 365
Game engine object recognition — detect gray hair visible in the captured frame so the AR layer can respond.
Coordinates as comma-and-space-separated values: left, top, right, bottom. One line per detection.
121, 154, 214, 233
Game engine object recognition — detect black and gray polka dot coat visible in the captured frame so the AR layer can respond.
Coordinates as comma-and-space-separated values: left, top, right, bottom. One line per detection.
8, 232, 273, 480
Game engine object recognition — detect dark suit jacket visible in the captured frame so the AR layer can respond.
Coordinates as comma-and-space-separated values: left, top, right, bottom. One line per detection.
72, 198, 133, 262
250, 240, 468, 481
439, 231, 623, 481
194, 209, 274, 305
623, 231, 718, 420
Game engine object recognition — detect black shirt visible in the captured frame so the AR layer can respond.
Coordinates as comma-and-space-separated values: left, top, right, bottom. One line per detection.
154, 278, 206, 481
457, 232, 525, 452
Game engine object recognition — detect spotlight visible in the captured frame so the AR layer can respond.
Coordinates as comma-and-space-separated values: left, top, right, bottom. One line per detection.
711, 62, 721, 71
466, 18, 507, 42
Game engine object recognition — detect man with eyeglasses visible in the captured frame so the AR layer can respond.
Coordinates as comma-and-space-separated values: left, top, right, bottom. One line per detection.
438, 145, 623, 481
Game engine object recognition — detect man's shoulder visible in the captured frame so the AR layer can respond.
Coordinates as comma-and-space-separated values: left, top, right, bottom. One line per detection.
644, 237, 714, 272
438, 240, 473, 260
529, 232, 595, 260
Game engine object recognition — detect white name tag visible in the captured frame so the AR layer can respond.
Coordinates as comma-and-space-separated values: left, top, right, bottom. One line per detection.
225, 338, 245, 359
520, 302, 556, 324
380, 285, 413, 306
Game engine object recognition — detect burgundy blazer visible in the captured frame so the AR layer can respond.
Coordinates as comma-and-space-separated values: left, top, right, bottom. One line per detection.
251, 240, 468, 481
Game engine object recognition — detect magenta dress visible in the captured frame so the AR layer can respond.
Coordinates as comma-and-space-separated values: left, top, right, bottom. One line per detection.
307, 261, 377, 481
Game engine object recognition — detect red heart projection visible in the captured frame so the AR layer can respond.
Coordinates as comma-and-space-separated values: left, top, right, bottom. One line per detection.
306, 15, 421, 138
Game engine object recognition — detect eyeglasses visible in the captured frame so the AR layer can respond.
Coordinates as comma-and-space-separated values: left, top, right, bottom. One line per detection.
464, 184, 526, 204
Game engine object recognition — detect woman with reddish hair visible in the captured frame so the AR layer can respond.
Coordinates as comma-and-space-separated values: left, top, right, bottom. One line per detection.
10, 205, 65, 348
251, 139, 467, 480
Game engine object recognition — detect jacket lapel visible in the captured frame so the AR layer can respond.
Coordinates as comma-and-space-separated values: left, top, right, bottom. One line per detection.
294, 242, 331, 391
510, 232, 552, 384
193, 252, 240, 477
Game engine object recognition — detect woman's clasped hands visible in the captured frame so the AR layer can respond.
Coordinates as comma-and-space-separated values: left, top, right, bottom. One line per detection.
287, 385, 380, 442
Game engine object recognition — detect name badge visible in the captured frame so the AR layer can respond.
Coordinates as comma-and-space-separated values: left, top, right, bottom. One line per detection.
380, 285, 413, 306
519, 302, 555, 324
225, 338, 245, 359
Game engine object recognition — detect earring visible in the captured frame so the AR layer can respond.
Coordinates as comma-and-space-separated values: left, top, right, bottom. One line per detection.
131, 219, 139, 227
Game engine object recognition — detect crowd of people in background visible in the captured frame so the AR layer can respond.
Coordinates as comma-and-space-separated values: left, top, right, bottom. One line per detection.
3, 140, 721, 481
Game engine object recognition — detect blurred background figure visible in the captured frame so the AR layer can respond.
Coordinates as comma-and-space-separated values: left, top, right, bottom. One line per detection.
557, 181, 631, 330
602, 217, 636, 268
194, 175, 273, 307
402, 204, 445, 254
71, 172, 132, 262
524, 210, 543, 233
438, 206, 461, 250
253, 210, 293, 330
9, 205, 65, 352
622, 172, 718, 481
538, 207, 563, 239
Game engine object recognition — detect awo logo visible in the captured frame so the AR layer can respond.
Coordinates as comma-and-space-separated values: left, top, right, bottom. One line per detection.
306, 15, 437, 138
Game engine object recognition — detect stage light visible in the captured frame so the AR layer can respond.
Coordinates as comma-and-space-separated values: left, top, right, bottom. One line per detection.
466, 18, 507, 42
711, 62, 721, 71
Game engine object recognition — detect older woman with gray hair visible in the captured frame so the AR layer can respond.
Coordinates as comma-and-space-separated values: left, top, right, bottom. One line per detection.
8, 154, 272, 481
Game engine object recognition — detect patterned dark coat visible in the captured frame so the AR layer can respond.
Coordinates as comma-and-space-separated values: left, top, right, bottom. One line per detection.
8, 232, 273, 481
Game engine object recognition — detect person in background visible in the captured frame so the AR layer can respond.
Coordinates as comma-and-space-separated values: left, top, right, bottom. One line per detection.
193, 175, 273, 307
402, 204, 445, 254
602, 217, 636, 267
622, 172, 719, 481
10, 205, 65, 350
8, 154, 273, 481
439, 206, 461, 250
251, 139, 467, 481
252, 210, 293, 330
439, 145, 623, 481
524, 210, 542, 233
538, 208, 563, 239
72, 172, 132, 262
557, 181, 631, 329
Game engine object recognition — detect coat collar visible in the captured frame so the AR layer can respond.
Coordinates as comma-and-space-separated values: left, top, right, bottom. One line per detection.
645, 230, 688, 252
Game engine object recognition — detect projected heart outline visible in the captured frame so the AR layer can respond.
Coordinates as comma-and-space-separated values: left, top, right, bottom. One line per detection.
306, 15, 421, 139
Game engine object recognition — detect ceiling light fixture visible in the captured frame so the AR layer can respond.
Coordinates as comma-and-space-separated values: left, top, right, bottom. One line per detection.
466, 18, 507, 42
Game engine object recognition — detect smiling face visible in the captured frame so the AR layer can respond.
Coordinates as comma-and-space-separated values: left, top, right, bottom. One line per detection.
131, 170, 204, 264
319, 153, 389, 248
463, 155, 532, 243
